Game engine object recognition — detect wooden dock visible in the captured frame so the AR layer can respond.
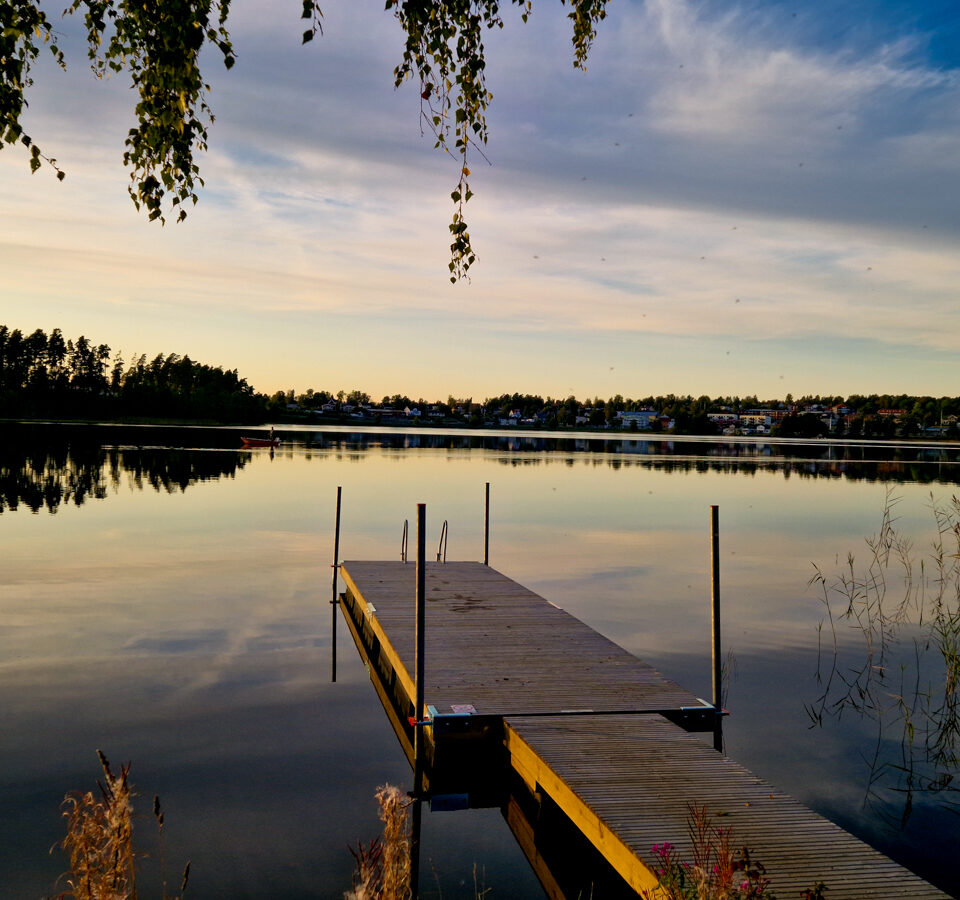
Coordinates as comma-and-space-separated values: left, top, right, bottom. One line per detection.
339, 560, 949, 899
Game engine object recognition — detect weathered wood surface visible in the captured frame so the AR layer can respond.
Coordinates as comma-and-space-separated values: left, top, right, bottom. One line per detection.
506, 714, 949, 899
340, 560, 710, 716
340, 560, 950, 899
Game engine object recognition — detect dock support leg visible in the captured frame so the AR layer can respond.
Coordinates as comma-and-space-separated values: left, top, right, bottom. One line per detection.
412, 503, 426, 899
414, 502, 427, 789
710, 504, 723, 752
410, 795, 422, 900
331, 485, 342, 684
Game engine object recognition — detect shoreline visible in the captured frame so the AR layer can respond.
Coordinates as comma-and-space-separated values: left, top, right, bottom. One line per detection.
4, 417, 960, 452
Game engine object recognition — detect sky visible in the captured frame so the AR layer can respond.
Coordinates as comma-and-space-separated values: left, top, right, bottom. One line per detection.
1, 0, 959, 402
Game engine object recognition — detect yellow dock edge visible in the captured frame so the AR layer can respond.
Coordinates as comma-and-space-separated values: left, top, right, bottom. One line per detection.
340, 565, 418, 707
504, 721, 663, 898
338, 587, 416, 768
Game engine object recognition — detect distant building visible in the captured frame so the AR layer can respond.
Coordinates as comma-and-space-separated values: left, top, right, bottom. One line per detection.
618, 410, 661, 429
739, 413, 771, 428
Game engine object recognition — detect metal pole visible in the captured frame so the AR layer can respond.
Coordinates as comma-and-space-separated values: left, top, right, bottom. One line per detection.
330, 485, 342, 684
710, 504, 722, 752
414, 503, 427, 793
483, 482, 490, 565
410, 796, 423, 900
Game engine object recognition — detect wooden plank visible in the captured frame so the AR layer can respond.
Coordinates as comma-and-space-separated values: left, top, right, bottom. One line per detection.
505, 715, 949, 900
341, 560, 709, 717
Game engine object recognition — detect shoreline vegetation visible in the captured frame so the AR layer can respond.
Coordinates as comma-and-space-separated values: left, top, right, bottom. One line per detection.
3, 324, 960, 439
52, 761, 826, 900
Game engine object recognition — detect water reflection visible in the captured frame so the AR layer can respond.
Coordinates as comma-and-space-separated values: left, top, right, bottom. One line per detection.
807, 491, 960, 828
0, 431, 247, 513
2, 423, 959, 898
304, 429, 960, 484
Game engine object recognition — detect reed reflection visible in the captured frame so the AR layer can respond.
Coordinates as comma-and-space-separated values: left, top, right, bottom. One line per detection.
807, 490, 960, 826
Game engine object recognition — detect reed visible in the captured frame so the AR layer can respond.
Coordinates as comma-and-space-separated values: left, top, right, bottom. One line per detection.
346, 785, 413, 900
53, 751, 188, 900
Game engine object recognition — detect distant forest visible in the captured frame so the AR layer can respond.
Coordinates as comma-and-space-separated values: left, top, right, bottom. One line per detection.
0, 325, 265, 421
3, 323, 960, 438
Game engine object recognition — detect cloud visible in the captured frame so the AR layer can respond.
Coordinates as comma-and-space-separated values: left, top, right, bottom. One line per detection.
643, 0, 959, 146
1, 0, 958, 399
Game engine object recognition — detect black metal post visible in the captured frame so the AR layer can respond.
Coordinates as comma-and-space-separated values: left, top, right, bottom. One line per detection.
483, 482, 490, 565
331, 485, 342, 684
414, 503, 426, 792
710, 504, 722, 752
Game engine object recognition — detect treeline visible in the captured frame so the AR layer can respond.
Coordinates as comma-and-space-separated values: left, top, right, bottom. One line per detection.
5, 323, 960, 435
273, 387, 960, 438
0, 325, 265, 422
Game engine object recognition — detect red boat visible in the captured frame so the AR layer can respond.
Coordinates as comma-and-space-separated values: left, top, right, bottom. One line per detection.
241, 436, 280, 448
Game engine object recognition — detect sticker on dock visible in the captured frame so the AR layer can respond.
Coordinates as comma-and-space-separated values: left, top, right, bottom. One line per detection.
450, 704, 477, 714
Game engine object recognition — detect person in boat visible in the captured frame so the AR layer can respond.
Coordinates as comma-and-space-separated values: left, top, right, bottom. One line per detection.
269, 426, 275, 442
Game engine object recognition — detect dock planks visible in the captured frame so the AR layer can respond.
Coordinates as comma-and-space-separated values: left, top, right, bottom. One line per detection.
340, 560, 711, 717
505, 714, 948, 899
339, 560, 950, 899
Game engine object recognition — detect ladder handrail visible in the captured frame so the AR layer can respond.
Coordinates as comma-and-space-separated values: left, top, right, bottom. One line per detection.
436, 520, 448, 563
401, 519, 409, 563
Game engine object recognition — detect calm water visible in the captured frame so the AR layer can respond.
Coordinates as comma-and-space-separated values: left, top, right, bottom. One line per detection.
2, 423, 958, 898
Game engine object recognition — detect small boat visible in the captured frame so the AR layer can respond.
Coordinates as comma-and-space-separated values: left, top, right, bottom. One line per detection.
241, 436, 280, 448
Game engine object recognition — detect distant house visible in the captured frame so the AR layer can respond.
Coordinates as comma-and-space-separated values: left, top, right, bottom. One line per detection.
708, 413, 738, 425
878, 409, 907, 419
618, 410, 660, 429
404, 406, 422, 418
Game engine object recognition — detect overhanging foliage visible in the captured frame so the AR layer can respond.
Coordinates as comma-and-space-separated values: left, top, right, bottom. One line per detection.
0, 0, 608, 280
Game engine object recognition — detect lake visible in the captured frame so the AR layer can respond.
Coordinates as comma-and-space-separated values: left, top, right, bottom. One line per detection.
2, 422, 958, 898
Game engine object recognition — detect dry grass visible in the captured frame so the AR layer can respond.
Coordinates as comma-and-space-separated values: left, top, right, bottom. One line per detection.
53, 750, 188, 900
346, 785, 413, 900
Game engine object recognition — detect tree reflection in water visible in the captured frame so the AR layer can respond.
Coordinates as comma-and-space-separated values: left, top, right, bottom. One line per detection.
0, 438, 247, 514
807, 489, 960, 826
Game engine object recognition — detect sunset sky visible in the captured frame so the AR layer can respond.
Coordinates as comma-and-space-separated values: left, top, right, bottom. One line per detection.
2, 0, 958, 401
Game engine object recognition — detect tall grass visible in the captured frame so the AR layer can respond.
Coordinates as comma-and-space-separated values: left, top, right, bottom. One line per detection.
53, 750, 188, 900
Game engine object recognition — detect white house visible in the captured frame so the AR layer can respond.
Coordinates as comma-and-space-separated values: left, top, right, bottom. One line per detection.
617, 410, 661, 429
